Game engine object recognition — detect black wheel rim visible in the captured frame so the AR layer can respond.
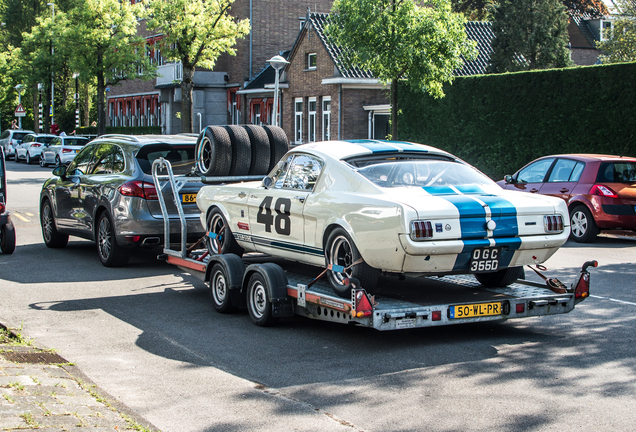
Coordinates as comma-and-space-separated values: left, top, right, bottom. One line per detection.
206, 213, 225, 254
196, 137, 213, 174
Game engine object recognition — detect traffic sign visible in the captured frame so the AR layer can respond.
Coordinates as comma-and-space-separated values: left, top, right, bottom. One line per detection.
14, 103, 26, 117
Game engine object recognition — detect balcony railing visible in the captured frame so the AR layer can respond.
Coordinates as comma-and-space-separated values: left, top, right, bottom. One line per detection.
157, 62, 183, 86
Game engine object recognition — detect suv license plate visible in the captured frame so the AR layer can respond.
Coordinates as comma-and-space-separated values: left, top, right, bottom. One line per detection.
469, 247, 501, 273
181, 193, 197, 203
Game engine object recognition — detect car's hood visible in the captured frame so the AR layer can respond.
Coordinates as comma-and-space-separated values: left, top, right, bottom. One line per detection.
384, 184, 565, 239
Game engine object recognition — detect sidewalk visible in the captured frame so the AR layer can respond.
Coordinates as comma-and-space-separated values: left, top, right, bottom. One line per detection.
0, 323, 158, 431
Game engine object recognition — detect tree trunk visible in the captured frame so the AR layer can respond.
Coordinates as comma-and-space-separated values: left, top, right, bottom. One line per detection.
32, 84, 39, 133
181, 65, 194, 133
83, 82, 90, 128
97, 72, 106, 136
391, 78, 398, 141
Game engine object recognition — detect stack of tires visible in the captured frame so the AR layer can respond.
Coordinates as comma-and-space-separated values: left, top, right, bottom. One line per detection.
195, 125, 289, 177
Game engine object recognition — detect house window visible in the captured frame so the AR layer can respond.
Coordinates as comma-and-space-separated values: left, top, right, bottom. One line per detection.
252, 102, 261, 125
228, 88, 240, 125
601, 20, 614, 40
322, 97, 331, 141
294, 98, 303, 144
308, 98, 316, 142
307, 53, 317, 70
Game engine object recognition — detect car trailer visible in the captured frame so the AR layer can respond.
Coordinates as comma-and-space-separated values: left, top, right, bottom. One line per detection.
152, 158, 597, 330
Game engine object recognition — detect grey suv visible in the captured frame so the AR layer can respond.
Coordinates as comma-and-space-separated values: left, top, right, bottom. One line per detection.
39, 135, 205, 266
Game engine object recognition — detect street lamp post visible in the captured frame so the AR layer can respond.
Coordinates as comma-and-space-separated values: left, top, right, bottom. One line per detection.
47, 2, 55, 129
267, 55, 289, 127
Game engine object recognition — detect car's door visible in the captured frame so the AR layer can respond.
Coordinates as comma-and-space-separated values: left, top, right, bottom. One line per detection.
16, 135, 32, 159
505, 158, 556, 193
539, 158, 585, 202
246, 153, 323, 260
43, 137, 61, 164
54, 145, 96, 232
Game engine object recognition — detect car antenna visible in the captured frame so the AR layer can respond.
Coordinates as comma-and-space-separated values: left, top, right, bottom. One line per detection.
620, 134, 632, 158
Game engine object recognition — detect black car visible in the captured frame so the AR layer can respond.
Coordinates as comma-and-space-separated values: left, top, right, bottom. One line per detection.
40, 135, 205, 266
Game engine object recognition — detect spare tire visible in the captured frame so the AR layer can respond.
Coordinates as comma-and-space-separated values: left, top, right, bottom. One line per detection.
242, 125, 271, 175
224, 125, 252, 176
195, 126, 232, 176
262, 125, 290, 172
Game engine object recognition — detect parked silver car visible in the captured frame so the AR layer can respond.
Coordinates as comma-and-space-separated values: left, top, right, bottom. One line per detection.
39, 134, 205, 266
40, 135, 90, 167
15, 133, 56, 164
0, 129, 34, 160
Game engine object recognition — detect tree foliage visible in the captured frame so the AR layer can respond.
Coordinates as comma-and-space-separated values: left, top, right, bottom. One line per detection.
489, 0, 572, 73
597, 0, 636, 63
451, 0, 608, 20
326, 0, 476, 140
145, 0, 250, 133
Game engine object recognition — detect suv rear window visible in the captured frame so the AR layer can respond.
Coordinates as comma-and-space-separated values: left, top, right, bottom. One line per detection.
597, 161, 636, 183
136, 144, 196, 175
12, 133, 28, 141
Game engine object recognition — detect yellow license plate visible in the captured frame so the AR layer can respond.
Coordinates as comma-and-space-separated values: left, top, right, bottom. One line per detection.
449, 302, 502, 319
181, 193, 197, 203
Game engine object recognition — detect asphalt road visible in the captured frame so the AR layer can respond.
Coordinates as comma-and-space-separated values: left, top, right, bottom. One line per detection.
1, 160, 635, 432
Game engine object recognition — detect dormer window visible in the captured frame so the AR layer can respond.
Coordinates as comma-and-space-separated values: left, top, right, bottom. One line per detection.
601, 20, 614, 41
307, 53, 317, 70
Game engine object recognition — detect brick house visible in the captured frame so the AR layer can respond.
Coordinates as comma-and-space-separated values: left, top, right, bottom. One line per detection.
107, 0, 334, 134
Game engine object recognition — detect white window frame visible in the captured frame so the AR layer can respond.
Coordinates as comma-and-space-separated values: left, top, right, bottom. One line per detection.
307, 53, 317, 70
600, 20, 614, 41
308, 97, 317, 142
294, 98, 303, 144
322, 97, 331, 141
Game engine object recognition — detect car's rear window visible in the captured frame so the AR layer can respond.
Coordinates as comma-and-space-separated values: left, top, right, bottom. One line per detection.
597, 161, 636, 183
12, 133, 28, 141
37, 137, 55, 144
64, 139, 89, 146
136, 144, 196, 175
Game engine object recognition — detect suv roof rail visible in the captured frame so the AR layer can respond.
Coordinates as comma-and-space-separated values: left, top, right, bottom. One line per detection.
97, 134, 140, 142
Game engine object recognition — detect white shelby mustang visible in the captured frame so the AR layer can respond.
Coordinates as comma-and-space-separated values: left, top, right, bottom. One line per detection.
197, 140, 569, 297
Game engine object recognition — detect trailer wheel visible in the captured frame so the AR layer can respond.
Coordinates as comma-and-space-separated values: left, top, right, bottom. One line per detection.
195, 126, 232, 176
0, 222, 16, 254
246, 272, 279, 326
209, 263, 238, 313
475, 266, 524, 287
243, 125, 271, 175
325, 228, 380, 298
262, 125, 290, 172
206, 209, 244, 256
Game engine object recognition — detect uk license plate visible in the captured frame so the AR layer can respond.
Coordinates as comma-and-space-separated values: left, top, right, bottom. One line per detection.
449, 302, 502, 319
469, 247, 501, 273
181, 193, 197, 203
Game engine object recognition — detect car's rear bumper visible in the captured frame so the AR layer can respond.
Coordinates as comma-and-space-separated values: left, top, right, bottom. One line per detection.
589, 196, 636, 230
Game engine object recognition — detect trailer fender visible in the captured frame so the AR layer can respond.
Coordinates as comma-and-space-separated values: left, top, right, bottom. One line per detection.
243, 263, 294, 318
206, 254, 246, 308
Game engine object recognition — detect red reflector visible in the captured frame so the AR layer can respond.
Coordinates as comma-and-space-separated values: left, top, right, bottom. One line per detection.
590, 184, 618, 198
516, 303, 525, 314
575, 273, 590, 299
124, 235, 141, 243
432, 311, 441, 321
0, 203, 5, 213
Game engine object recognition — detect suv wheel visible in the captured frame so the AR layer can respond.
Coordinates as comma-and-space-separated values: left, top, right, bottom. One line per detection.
96, 211, 131, 267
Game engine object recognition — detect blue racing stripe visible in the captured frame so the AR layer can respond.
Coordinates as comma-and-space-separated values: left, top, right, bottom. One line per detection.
455, 185, 485, 194
422, 186, 457, 195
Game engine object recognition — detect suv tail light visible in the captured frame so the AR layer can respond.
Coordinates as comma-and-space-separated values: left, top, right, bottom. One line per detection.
118, 181, 158, 200
410, 221, 433, 240
590, 184, 618, 198
544, 215, 564, 233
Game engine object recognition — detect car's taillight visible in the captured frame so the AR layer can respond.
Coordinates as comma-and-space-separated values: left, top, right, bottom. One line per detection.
544, 215, 564, 233
32, 143, 41, 147
410, 220, 433, 240
118, 181, 158, 200
590, 184, 619, 198
0, 203, 5, 213
62, 148, 73, 153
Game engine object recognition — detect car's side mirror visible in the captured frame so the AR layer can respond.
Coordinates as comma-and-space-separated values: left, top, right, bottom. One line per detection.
262, 177, 273, 189
504, 174, 516, 184
52, 165, 67, 179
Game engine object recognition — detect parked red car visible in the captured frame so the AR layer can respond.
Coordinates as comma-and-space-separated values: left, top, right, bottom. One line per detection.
498, 154, 636, 242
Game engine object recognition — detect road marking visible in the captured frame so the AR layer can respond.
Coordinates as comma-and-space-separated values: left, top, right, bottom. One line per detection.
12, 212, 29, 222
25, 212, 34, 216
590, 295, 636, 306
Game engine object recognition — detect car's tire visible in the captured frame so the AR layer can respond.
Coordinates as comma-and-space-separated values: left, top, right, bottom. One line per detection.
205, 208, 244, 256
14, 152, 20, 163
475, 266, 524, 287
262, 125, 290, 172
55, 155, 62, 167
325, 228, 380, 298
224, 125, 252, 176
243, 125, 271, 175
246, 272, 279, 326
26, 152, 32, 165
209, 263, 238, 313
96, 211, 131, 267
570, 205, 598, 243
0, 222, 16, 254
195, 126, 232, 176
40, 200, 69, 248
39, 156, 47, 167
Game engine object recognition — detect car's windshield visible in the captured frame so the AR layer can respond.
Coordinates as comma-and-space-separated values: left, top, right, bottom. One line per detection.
597, 161, 636, 183
136, 144, 196, 175
64, 139, 89, 147
354, 159, 494, 188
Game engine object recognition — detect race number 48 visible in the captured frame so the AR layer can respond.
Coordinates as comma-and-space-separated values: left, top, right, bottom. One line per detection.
257, 196, 291, 235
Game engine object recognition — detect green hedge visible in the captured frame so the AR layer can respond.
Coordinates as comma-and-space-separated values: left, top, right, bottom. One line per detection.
75, 125, 162, 136
398, 62, 636, 180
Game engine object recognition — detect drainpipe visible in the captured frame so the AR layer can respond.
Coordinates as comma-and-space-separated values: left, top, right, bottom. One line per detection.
338, 84, 342, 140
368, 110, 372, 139
249, 0, 253, 80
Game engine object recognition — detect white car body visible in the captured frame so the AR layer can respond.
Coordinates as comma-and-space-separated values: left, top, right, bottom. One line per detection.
197, 140, 569, 283
15, 134, 56, 163
40, 136, 90, 166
